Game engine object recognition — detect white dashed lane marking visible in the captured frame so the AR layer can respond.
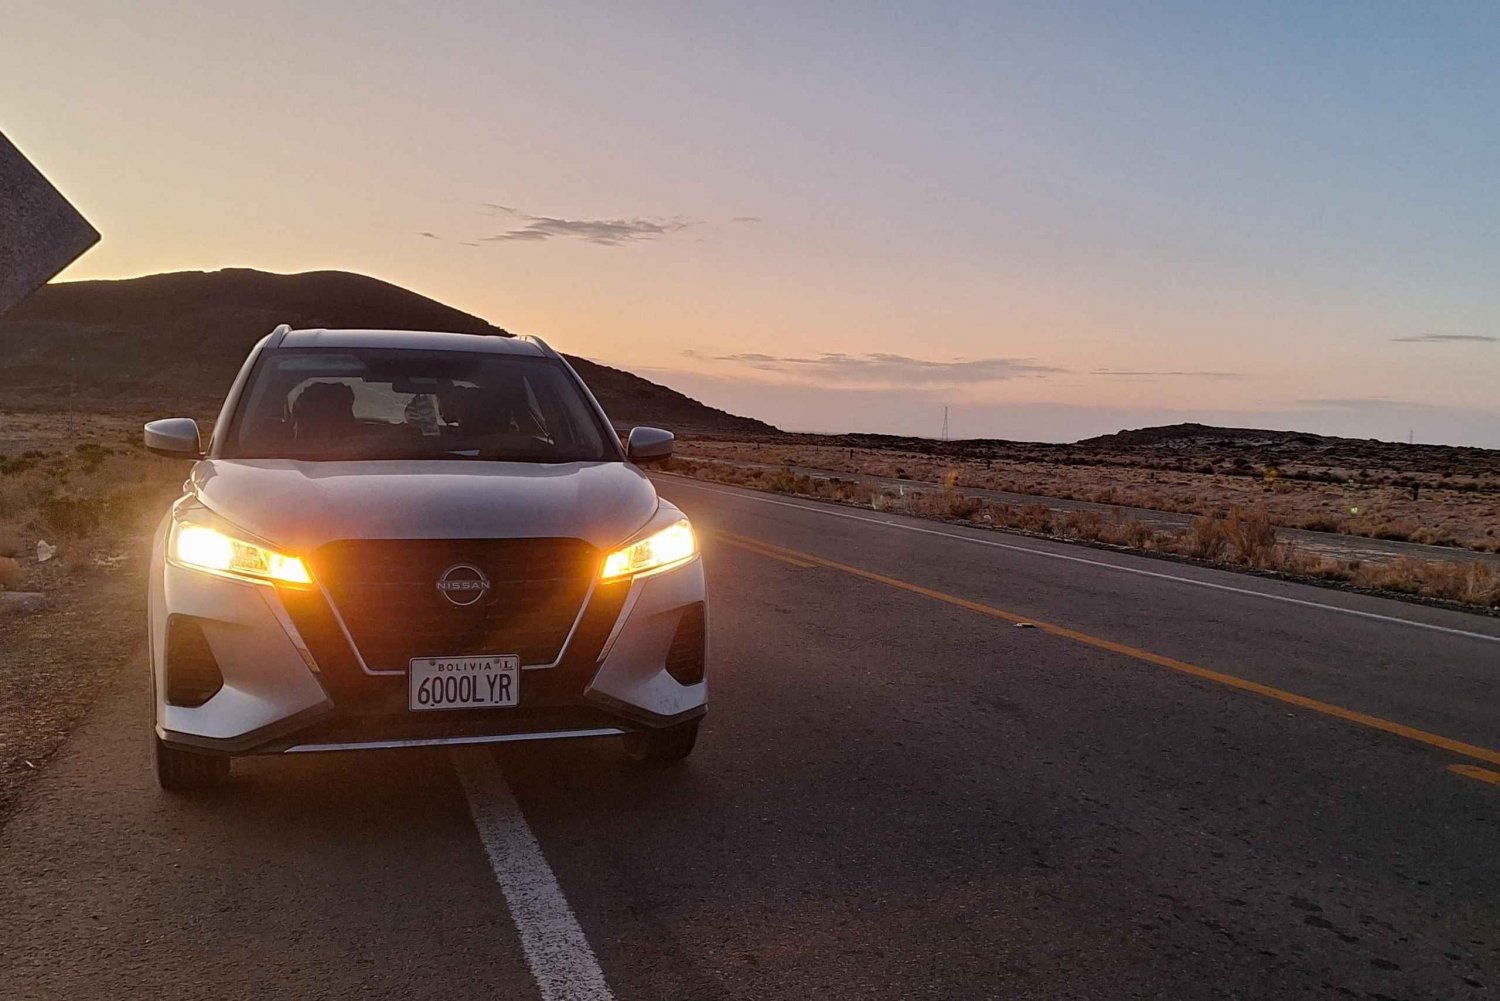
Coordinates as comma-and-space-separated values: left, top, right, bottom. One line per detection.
452, 747, 615, 1001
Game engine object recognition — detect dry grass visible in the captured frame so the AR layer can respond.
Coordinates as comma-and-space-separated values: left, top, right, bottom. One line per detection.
0, 437, 184, 581
668, 456, 1500, 609
679, 440, 1500, 555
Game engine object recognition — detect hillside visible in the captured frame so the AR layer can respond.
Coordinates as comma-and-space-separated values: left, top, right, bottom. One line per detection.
0, 268, 775, 434
1078, 422, 1500, 478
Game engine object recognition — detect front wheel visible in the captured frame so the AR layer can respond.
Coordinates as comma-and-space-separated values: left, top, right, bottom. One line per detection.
153, 734, 230, 792
623, 719, 700, 765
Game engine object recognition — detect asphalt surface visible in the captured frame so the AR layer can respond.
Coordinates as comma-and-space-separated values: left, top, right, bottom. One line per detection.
3, 476, 1499, 999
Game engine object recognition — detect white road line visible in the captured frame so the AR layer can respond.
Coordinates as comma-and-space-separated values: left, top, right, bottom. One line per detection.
452, 747, 614, 1001
663, 477, 1500, 647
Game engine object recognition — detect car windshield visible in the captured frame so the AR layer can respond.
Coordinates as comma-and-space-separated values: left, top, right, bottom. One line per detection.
223, 347, 615, 462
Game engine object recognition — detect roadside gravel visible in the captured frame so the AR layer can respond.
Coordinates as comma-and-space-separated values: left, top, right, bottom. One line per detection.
0, 545, 145, 827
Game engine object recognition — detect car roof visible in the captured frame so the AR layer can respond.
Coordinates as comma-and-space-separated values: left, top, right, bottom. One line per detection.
278, 328, 549, 356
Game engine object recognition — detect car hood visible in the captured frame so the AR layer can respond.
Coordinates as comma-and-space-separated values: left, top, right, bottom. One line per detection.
189, 458, 660, 553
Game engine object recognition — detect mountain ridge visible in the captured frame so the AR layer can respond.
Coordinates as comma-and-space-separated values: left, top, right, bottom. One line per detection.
0, 268, 776, 435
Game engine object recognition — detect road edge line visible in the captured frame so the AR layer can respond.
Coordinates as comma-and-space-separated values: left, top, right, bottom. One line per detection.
452, 747, 615, 1001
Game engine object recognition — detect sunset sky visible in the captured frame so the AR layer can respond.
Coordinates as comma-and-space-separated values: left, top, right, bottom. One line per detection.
6, 2, 1500, 445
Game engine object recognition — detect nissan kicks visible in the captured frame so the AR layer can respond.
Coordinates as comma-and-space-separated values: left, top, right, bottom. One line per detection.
145, 325, 707, 791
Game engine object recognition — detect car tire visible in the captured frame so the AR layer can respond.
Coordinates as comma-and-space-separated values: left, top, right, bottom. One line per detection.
623, 719, 700, 764
153, 734, 230, 792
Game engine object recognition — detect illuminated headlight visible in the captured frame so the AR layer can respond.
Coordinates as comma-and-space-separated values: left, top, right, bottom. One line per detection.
601, 519, 696, 581
171, 521, 311, 585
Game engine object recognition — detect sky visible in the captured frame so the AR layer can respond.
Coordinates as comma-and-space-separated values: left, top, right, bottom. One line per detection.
5, 1, 1500, 446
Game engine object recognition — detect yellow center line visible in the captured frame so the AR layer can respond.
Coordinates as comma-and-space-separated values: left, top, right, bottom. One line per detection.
712, 529, 1500, 770
1449, 764, 1500, 785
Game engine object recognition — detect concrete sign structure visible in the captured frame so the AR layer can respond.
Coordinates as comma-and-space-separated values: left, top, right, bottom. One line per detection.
0, 131, 100, 317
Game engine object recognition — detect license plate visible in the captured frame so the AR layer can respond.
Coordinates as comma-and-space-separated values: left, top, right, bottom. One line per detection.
408, 655, 520, 711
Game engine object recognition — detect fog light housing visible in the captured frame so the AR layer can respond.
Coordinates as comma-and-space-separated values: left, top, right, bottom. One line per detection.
665, 603, 706, 685
164, 615, 224, 707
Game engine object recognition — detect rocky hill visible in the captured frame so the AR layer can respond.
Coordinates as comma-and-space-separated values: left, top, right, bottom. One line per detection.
1078, 423, 1499, 477
793, 421, 1498, 483
0, 268, 775, 435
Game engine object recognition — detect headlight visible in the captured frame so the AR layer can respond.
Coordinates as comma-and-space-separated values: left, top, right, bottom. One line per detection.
601, 519, 696, 580
171, 522, 312, 585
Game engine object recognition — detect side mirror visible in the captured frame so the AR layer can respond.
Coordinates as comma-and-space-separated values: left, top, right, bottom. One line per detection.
626, 426, 674, 465
144, 418, 203, 459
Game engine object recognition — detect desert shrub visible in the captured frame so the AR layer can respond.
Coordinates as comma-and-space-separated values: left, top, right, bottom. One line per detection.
904, 489, 977, 520
0, 454, 39, 476
1015, 503, 1052, 533
1452, 563, 1500, 605
38, 494, 104, 539
828, 479, 876, 506
1353, 558, 1500, 606
1221, 507, 1277, 566
1055, 509, 1105, 541
1369, 521, 1418, 542
1409, 527, 1461, 547
0, 476, 37, 520
766, 468, 802, 494
1184, 515, 1228, 561
943, 493, 983, 520
1101, 514, 1155, 549
73, 442, 112, 473
1269, 545, 1344, 580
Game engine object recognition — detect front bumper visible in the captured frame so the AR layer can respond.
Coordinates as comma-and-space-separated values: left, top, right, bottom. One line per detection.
150, 549, 708, 756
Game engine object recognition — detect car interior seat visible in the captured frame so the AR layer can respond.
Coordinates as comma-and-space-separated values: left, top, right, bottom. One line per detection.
292, 381, 358, 442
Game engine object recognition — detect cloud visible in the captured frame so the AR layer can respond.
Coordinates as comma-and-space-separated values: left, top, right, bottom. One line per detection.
480, 204, 688, 246
1293, 397, 1436, 410
731, 216, 761, 223
1391, 333, 1496, 343
418, 231, 440, 239
1092, 368, 1243, 379
690, 349, 1063, 386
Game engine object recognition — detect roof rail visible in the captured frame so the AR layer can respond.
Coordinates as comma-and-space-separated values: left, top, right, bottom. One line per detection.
266, 323, 292, 349
523, 334, 558, 358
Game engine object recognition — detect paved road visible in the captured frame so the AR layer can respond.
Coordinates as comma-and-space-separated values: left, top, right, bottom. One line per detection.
3, 476, 1499, 999
690, 455, 1500, 569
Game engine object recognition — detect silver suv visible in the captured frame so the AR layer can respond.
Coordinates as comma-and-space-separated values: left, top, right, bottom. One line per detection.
144, 326, 707, 790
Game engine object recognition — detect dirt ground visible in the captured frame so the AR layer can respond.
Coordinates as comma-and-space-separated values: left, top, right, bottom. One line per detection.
0, 410, 147, 456
0, 409, 181, 824
0, 541, 147, 821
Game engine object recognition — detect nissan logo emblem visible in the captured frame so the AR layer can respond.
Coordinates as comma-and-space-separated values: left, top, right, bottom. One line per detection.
435, 563, 490, 607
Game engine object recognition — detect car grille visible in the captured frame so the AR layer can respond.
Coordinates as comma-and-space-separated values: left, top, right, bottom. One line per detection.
310, 538, 599, 672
